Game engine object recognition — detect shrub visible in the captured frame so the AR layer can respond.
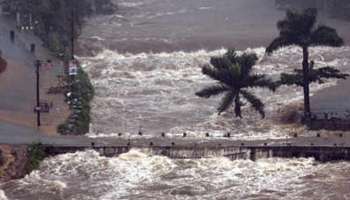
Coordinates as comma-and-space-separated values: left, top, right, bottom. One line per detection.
26, 143, 47, 172
58, 64, 94, 135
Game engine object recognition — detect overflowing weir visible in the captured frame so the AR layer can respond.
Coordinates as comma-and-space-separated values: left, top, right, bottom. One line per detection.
43, 136, 350, 162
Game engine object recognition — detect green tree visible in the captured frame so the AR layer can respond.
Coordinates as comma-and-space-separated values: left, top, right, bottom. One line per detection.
266, 8, 344, 119
196, 50, 276, 118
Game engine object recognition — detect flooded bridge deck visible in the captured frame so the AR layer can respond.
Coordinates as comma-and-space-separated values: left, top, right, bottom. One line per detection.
43, 135, 350, 162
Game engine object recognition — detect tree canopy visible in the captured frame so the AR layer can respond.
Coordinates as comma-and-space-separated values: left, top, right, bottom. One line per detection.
196, 50, 276, 118
266, 8, 344, 54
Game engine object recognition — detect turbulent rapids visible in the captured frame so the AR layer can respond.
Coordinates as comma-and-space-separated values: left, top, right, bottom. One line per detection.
1, 46, 347, 200
1, 150, 350, 200
2, 0, 350, 199
82, 46, 350, 139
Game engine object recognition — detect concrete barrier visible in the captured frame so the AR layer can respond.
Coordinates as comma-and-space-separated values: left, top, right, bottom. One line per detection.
42, 137, 350, 162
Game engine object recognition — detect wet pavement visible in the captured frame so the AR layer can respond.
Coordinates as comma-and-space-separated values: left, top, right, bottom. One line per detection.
311, 78, 350, 113
0, 13, 69, 139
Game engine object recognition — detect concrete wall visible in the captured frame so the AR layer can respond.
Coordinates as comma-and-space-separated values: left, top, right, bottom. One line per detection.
44, 145, 350, 162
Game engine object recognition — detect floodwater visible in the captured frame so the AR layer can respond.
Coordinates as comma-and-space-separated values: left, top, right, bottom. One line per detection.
2, 150, 350, 200
2, 0, 350, 199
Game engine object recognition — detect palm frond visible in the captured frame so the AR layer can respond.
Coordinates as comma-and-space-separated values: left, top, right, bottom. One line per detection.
301, 8, 318, 34
217, 91, 235, 115
195, 84, 229, 98
210, 56, 231, 70
241, 90, 265, 118
316, 66, 349, 79
311, 25, 344, 47
247, 74, 278, 91
280, 65, 348, 87
269, 8, 322, 53
278, 9, 316, 37
197, 49, 276, 118
266, 36, 293, 54
236, 53, 258, 78
280, 73, 303, 86
224, 49, 238, 64
201, 64, 231, 85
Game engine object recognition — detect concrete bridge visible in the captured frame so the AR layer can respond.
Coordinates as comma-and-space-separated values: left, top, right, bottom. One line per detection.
42, 134, 350, 162
1, 120, 349, 162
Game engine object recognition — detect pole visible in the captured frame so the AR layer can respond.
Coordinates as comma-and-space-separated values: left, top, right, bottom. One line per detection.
71, 6, 74, 60
36, 60, 41, 127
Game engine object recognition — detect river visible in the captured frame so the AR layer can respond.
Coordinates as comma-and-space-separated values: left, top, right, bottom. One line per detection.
1, 0, 350, 199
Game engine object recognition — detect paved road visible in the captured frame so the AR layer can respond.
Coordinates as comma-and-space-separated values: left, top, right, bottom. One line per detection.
0, 120, 92, 145
0, 15, 37, 114
311, 78, 350, 113
0, 11, 69, 136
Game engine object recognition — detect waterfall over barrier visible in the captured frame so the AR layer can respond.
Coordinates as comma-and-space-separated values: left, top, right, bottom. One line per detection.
44, 136, 350, 162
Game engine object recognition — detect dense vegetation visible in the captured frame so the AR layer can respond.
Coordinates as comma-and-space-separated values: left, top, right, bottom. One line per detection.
2, 0, 116, 58
58, 65, 95, 135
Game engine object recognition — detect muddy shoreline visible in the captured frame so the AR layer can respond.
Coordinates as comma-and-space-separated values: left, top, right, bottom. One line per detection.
0, 145, 29, 182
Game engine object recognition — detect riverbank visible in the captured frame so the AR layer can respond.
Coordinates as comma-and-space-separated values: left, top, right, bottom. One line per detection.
0, 143, 48, 182
0, 145, 28, 182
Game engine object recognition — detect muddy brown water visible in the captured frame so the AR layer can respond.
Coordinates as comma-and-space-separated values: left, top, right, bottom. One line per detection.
2, 0, 350, 199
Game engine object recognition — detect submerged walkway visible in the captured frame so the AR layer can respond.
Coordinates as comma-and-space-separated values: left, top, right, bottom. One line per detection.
1, 130, 348, 162
41, 135, 350, 161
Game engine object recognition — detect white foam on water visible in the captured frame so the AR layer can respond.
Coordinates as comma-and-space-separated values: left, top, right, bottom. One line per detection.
147, 9, 189, 20
2, 150, 350, 200
89, 36, 105, 41
198, 6, 213, 11
0, 190, 8, 200
80, 46, 350, 139
118, 1, 149, 8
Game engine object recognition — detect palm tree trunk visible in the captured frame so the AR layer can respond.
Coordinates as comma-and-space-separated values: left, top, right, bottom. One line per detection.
302, 46, 311, 119
234, 94, 242, 118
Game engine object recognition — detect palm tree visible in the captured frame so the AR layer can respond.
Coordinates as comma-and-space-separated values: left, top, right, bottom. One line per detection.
196, 50, 276, 118
266, 8, 344, 119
